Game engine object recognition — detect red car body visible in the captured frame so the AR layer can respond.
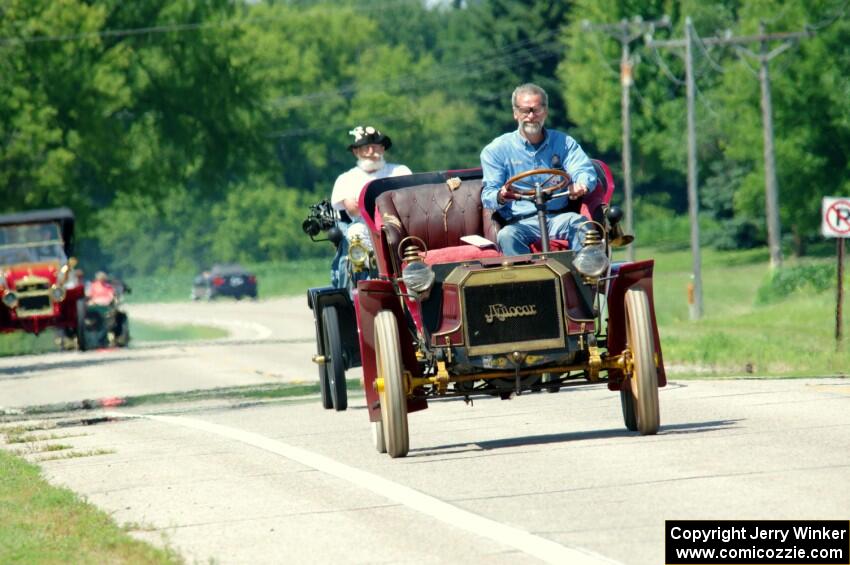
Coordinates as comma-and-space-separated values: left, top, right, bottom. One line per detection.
351, 162, 666, 458
0, 208, 85, 337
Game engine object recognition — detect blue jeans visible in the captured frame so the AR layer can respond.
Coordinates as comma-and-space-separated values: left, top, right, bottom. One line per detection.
497, 212, 589, 256
330, 221, 350, 289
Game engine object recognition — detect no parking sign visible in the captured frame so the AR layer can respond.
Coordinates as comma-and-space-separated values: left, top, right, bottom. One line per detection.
822, 196, 850, 238
823, 197, 849, 345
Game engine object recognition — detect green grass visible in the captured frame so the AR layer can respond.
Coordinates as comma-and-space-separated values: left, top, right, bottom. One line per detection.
119, 379, 363, 408
0, 321, 228, 357
0, 449, 182, 564
131, 321, 228, 342
616, 245, 850, 377
0, 331, 58, 358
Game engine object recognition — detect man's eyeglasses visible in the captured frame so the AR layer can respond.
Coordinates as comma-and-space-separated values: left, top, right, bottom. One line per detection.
514, 106, 546, 116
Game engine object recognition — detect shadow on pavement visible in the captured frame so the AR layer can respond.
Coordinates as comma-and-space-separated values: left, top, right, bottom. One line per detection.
411, 419, 742, 457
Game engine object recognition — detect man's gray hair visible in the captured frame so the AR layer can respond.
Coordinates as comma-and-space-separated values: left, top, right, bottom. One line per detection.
511, 83, 548, 108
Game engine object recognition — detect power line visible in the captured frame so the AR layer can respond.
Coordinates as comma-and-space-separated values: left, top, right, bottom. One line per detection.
648, 45, 686, 84
582, 15, 671, 261
270, 31, 561, 109
0, 0, 416, 46
692, 27, 728, 74
646, 18, 817, 291
805, 0, 849, 30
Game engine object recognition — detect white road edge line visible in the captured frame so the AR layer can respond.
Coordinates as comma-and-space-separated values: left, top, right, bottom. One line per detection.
104, 411, 621, 565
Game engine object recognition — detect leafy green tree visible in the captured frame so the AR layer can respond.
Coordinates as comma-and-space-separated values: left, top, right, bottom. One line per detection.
91, 188, 212, 276
4, 0, 849, 274
437, 0, 578, 148
715, 0, 850, 253
1, 0, 270, 241
0, 0, 110, 216
211, 179, 330, 263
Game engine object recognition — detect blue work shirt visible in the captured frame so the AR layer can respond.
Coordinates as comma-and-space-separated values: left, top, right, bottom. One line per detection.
480, 128, 597, 220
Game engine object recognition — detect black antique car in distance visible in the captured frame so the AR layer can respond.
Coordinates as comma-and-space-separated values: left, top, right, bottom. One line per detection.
191, 264, 258, 301
349, 162, 665, 458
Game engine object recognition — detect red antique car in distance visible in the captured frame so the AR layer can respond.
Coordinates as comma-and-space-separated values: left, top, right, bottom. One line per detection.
0, 208, 89, 348
352, 162, 666, 458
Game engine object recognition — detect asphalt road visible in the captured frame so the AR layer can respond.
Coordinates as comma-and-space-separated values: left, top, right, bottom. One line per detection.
1, 298, 848, 565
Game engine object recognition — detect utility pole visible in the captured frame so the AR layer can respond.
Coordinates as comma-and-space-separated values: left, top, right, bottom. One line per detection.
583, 16, 670, 262
684, 18, 703, 320
738, 22, 809, 269
647, 17, 703, 320
646, 19, 811, 318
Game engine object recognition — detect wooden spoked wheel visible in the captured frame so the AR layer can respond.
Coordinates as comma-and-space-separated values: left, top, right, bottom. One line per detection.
375, 311, 409, 457
371, 420, 386, 454
624, 288, 660, 435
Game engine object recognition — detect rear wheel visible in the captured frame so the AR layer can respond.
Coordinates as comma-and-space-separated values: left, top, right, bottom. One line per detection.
75, 299, 88, 352
322, 306, 347, 411
620, 385, 638, 431
315, 329, 333, 411
624, 288, 660, 435
371, 420, 386, 453
375, 311, 408, 458
541, 372, 560, 393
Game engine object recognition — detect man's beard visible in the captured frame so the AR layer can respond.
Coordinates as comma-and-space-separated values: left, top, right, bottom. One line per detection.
357, 156, 385, 173
520, 121, 543, 136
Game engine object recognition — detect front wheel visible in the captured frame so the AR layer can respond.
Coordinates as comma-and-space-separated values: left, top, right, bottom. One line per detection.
115, 313, 130, 347
624, 287, 660, 435
75, 299, 88, 352
375, 310, 409, 458
322, 305, 347, 411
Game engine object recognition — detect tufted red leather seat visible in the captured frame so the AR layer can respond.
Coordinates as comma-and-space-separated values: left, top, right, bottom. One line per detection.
376, 177, 502, 268
371, 160, 614, 269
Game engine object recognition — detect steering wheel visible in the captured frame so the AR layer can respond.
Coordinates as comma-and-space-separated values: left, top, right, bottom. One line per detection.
503, 168, 571, 198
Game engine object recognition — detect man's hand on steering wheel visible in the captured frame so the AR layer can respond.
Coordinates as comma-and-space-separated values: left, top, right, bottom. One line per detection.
497, 185, 520, 204
568, 181, 590, 200
498, 168, 572, 204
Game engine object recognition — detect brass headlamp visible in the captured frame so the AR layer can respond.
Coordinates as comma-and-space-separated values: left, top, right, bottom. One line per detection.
573, 221, 609, 280
348, 235, 370, 272
398, 236, 435, 300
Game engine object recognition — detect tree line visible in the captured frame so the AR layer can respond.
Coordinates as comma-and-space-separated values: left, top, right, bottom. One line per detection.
1, 0, 847, 276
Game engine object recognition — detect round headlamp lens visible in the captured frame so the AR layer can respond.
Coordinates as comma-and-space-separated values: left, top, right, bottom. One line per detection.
51, 285, 66, 302
349, 242, 368, 266
401, 261, 435, 294
2, 292, 18, 308
574, 243, 609, 278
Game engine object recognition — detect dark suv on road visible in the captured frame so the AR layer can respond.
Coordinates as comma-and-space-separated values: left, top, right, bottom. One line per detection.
191, 264, 257, 301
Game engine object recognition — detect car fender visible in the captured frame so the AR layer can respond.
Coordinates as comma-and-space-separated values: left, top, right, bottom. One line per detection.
355, 278, 428, 423
605, 260, 667, 390
307, 286, 361, 370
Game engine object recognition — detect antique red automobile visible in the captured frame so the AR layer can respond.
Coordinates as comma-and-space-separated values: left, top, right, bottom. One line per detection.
352, 162, 666, 457
0, 208, 89, 349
